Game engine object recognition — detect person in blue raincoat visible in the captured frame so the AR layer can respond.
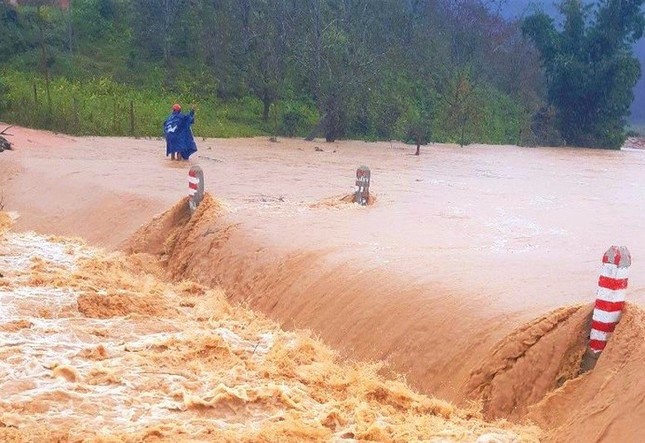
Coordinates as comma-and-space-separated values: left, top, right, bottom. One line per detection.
163, 103, 197, 160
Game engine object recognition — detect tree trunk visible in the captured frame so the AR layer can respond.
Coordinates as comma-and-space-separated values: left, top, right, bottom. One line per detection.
262, 98, 271, 123
324, 111, 336, 142
66, 6, 74, 54
37, 9, 52, 118
239, 0, 251, 53
311, 0, 322, 101
129, 100, 135, 137
162, 0, 173, 76
415, 142, 421, 155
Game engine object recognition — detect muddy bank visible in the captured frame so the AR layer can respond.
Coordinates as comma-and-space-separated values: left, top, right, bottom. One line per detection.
466, 305, 594, 420
528, 304, 645, 442
466, 303, 645, 442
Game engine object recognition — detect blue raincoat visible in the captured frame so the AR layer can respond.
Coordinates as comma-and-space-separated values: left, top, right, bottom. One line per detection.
163, 109, 197, 160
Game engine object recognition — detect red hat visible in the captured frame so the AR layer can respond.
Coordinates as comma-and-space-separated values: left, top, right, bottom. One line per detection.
172, 103, 181, 112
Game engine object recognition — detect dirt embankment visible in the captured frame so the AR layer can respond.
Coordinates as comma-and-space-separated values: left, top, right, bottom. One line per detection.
465, 303, 645, 442
528, 305, 645, 442
124, 196, 645, 441
465, 305, 594, 420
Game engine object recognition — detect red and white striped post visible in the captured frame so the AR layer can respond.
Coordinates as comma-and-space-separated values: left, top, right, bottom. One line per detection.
589, 246, 631, 354
188, 165, 204, 213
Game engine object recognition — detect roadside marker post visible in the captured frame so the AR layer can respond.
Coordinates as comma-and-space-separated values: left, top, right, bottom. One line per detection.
355, 166, 371, 206
589, 246, 631, 354
188, 165, 204, 213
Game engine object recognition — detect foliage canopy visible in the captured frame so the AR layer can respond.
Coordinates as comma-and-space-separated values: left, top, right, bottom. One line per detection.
523, 0, 644, 148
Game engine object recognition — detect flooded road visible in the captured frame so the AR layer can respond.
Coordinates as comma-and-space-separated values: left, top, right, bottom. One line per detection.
2, 126, 645, 401
4, 127, 644, 309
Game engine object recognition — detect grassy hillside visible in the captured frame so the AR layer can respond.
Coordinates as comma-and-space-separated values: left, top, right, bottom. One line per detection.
0, 70, 320, 138
0, 1, 546, 144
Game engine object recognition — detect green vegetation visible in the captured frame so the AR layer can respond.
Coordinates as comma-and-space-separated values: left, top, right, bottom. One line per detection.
0, 0, 642, 148
523, 0, 644, 149
0, 71, 311, 137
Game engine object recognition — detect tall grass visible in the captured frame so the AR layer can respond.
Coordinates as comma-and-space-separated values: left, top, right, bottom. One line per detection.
0, 69, 527, 145
0, 70, 318, 138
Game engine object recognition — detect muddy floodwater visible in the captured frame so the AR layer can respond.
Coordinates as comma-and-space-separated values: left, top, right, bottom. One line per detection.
1, 125, 644, 441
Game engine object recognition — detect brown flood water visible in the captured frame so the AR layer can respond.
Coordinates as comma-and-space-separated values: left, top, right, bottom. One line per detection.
2, 125, 645, 408
3, 220, 544, 441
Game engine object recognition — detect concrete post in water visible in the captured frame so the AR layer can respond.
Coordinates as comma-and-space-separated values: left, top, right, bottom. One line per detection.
589, 246, 631, 354
188, 165, 204, 213
355, 166, 371, 206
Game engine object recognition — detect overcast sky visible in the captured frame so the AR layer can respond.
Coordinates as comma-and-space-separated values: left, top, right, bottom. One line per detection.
494, 0, 645, 123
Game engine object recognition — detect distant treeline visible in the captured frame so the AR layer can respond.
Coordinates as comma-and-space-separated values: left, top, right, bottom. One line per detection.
0, 0, 642, 148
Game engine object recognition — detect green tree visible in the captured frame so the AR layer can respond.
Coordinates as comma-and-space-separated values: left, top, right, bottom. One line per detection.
20, 2, 66, 117
442, 72, 481, 147
0, 2, 27, 62
130, 0, 201, 88
245, 0, 289, 123
523, 0, 644, 148
0, 0, 565, 144
70, 0, 116, 44
403, 107, 432, 155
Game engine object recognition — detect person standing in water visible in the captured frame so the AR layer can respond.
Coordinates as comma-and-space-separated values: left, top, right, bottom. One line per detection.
163, 103, 197, 161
